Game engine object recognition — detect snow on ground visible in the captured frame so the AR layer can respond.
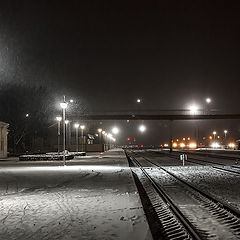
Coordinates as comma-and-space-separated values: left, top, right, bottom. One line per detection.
165, 166, 240, 211
0, 150, 152, 240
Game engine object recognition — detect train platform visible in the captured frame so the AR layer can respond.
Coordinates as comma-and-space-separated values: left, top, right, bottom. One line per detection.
0, 149, 152, 240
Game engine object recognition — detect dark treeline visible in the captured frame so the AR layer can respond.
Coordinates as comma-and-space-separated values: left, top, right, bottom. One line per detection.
0, 82, 89, 154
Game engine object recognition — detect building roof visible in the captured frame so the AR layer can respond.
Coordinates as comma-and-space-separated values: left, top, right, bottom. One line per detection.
0, 121, 9, 128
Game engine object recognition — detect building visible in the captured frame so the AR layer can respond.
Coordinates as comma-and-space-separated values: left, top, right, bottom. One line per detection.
0, 122, 8, 158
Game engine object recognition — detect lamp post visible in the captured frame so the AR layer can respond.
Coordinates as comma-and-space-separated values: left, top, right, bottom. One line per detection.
224, 130, 228, 138
56, 117, 62, 154
98, 128, 102, 144
60, 98, 68, 166
75, 123, 80, 152
65, 120, 69, 150
213, 131, 217, 140
224, 130, 228, 146
80, 125, 85, 152
206, 97, 212, 114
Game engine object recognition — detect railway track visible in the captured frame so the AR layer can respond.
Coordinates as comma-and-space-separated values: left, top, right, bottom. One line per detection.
153, 151, 240, 176
126, 151, 240, 240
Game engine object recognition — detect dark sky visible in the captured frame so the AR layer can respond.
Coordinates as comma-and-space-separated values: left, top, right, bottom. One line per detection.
1, 1, 240, 144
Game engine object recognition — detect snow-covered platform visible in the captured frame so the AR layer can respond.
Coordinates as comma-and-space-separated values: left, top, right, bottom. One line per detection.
0, 149, 152, 240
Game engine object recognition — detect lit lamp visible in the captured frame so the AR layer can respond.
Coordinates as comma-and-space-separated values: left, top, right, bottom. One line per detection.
139, 125, 146, 133
224, 130, 228, 138
213, 131, 217, 140
206, 98, 211, 104
189, 105, 198, 115
112, 127, 119, 135
98, 128, 102, 144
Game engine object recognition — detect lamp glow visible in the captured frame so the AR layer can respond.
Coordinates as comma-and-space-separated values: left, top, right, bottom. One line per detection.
60, 102, 68, 109
180, 143, 185, 148
189, 142, 197, 149
206, 98, 211, 103
112, 127, 119, 134
189, 105, 198, 115
139, 125, 146, 133
211, 142, 220, 148
228, 143, 235, 149
56, 116, 62, 121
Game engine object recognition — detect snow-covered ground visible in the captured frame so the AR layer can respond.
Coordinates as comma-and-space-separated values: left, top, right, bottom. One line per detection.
162, 166, 240, 212
0, 149, 152, 240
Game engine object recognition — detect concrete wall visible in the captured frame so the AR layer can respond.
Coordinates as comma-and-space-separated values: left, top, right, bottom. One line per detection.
52, 144, 114, 152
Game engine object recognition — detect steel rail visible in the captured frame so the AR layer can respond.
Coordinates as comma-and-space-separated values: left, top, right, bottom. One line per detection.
137, 153, 240, 218
159, 151, 240, 176
127, 152, 202, 240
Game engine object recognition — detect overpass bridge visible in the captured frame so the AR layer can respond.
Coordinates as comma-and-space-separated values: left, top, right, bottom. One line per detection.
70, 113, 240, 121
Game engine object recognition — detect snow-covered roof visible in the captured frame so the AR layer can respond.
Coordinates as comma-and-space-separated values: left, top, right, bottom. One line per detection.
0, 121, 9, 128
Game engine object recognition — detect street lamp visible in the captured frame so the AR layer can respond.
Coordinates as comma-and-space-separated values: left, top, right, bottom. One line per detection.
139, 125, 146, 133
80, 125, 85, 152
60, 100, 68, 166
205, 98, 211, 114
213, 131, 217, 140
112, 127, 119, 135
224, 130, 228, 138
64, 120, 70, 150
74, 123, 80, 152
189, 105, 198, 115
56, 116, 62, 154
224, 130, 228, 146
98, 128, 102, 144
206, 98, 211, 104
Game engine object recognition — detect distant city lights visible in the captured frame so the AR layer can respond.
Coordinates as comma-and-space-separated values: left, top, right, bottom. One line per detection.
211, 142, 220, 148
180, 143, 185, 148
189, 143, 197, 149
172, 142, 178, 148
228, 143, 235, 149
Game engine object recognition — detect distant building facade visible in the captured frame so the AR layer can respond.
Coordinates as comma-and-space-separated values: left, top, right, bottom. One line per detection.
0, 122, 8, 158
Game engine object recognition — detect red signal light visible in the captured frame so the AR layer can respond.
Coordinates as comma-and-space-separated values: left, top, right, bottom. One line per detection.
141, 145, 143, 148
127, 137, 130, 141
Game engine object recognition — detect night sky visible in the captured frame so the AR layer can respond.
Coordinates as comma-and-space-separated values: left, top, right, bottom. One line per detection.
1, 1, 240, 144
